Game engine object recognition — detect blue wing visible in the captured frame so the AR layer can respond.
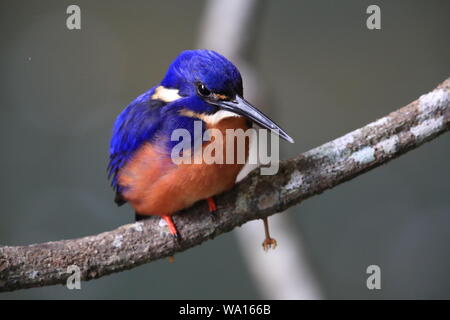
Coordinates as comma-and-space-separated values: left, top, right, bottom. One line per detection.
108, 88, 166, 192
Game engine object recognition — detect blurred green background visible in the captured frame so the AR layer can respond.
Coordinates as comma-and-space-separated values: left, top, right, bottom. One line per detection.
0, 0, 449, 299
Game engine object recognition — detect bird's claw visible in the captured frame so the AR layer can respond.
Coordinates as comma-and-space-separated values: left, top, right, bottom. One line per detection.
207, 197, 217, 213
171, 232, 180, 242
262, 237, 277, 251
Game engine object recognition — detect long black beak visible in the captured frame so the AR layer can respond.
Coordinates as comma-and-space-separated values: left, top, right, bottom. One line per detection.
213, 95, 294, 143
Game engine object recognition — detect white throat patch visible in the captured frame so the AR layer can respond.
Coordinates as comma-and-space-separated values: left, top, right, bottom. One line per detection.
201, 110, 242, 125
179, 109, 242, 125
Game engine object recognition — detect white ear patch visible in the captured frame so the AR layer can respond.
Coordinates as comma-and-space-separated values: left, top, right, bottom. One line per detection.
151, 86, 182, 102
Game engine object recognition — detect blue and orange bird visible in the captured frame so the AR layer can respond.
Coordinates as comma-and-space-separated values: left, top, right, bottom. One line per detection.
108, 50, 293, 251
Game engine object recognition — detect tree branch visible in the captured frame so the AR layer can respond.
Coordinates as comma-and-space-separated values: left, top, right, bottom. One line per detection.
1, 78, 449, 292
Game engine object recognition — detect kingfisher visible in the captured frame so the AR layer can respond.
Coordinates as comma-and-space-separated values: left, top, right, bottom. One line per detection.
108, 50, 294, 252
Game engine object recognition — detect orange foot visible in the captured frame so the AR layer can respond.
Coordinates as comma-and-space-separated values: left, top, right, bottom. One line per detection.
162, 215, 179, 263
207, 197, 217, 213
162, 215, 179, 240
262, 237, 278, 251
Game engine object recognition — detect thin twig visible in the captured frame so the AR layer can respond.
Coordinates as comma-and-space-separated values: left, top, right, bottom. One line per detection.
198, 0, 323, 299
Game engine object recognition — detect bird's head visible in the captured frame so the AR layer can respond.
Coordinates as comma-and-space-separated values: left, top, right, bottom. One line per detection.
155, 49, 293, 143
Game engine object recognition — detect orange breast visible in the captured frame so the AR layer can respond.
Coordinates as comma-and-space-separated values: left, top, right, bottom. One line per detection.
118, 116, 250, 216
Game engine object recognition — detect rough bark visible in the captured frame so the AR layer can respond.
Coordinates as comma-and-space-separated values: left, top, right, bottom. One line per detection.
0, 78, 449, 292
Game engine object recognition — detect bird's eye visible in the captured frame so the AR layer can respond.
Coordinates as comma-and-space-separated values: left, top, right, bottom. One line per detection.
197, 83, 212, 97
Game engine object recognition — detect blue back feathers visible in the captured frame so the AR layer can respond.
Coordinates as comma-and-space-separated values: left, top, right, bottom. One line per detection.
108, 50, 243, 190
